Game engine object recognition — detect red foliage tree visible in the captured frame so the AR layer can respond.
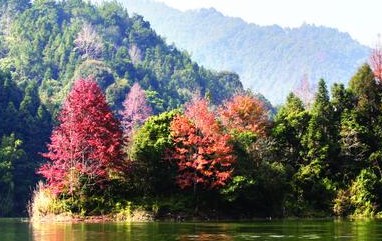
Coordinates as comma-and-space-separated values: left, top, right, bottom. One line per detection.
369, 38, 382, 82
120, 83, 152, 138
38, 78, 124, 195
184, 97, 220, 136
218, 93, 269, 136
170, 97, 235, 190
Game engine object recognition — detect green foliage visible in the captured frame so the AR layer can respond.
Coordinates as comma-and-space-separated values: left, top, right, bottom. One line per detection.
114, 201, 132, 221
129, 110, 179, 196
349, 169, 380, 217
273, 93, 310, 166
291, 80, 339, 212
0, 70, 51, 216
290, 160, 335, 216
349, 64, 380, 120
220, 175, 256, 202
73, 60, 115, 90
304, 79, 338, 162
0, 134, 25, 216
1, 0, 242, 114
272, 69, 382, 217
221, 161, 288, 217
333, 168, 381, 217
339, 110, 370, 178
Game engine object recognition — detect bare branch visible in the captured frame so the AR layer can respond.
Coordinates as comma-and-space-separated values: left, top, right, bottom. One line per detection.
74, 23, 103, 60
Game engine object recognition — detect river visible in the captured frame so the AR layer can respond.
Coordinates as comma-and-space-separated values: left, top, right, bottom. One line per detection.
1, 218, 382, 240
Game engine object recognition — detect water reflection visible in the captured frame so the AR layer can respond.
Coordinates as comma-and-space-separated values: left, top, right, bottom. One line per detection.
349, 219, 382, 241
177, 223, 234, 241
2, 218, 382, 241
31, 222, 76, 241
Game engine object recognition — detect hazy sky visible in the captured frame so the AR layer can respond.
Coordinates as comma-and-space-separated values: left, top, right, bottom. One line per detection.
154, 0, 381, 47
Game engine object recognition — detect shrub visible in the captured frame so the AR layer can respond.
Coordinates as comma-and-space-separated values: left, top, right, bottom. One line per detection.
28, 181, 69, 221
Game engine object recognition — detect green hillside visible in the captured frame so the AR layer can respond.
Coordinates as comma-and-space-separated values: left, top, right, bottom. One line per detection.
0, 0, 242, 113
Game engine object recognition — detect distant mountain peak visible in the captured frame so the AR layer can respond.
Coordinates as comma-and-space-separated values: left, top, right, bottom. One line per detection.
120, 0, 370, 104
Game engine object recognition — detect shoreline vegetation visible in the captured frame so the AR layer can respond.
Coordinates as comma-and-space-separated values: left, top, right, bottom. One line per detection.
28, 64, 382, 222
29, 182, 154, 223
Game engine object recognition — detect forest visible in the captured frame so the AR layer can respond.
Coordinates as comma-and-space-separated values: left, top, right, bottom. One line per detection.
1, 0, 382, 220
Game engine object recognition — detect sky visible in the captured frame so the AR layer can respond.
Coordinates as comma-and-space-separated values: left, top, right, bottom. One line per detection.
154, 0, 382, 47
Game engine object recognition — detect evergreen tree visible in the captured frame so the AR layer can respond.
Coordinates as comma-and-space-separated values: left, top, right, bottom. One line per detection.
294, 79, 338, 213
346, 64, 382, 174
273, 93, 310, 167
0, 134, 26, 216
348, 64, 380, 123
304, 79, 338, 165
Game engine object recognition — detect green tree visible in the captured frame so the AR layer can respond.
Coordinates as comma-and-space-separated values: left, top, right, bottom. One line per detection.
333, 168, 381, 217
0, 134, 26, 216
273, 93, 310, 167
129, 110, 179, 196
304, 79, 338, 167
348, 64, 380, 123
342, 64, 382, 179
294, 79, 338, 214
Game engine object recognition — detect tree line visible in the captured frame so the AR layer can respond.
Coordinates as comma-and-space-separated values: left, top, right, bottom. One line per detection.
31, 54, 382, 219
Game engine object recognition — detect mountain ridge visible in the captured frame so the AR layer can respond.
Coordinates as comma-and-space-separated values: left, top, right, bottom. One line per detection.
120, 0, 370, 104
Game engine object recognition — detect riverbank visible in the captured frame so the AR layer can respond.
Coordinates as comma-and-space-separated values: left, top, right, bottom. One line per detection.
31, 209, 154, 223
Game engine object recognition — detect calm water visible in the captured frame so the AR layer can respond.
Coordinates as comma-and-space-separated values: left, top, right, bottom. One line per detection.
1, 218, 382, 241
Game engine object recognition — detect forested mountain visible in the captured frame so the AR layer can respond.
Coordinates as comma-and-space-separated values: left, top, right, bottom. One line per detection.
0, 0, 242, 113
121, 0, 370, 104
0, 0, 242, 216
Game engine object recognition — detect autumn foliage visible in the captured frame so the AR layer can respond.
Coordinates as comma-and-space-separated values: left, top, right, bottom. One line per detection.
38, 78, 124, 195
120, 83, 152, 138
219, 94, 269, 136
369, 40, 382, 82
170, 97, 235, 190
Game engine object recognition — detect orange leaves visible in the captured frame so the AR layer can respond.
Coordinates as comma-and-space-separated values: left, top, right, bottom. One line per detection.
185, 97, 220, 135
169, 94, 270, 190
219, 94, 269, 136
169, 97, 236, 190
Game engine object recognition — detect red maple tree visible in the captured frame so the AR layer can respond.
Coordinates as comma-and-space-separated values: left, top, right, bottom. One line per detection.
218, 93, 269, 136
120, 82, 152, 138
170, 97, 235, 190
38, 78, 124, 195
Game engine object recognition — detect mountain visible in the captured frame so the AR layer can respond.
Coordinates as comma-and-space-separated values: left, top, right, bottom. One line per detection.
0, 0, 242, 113
120, 0, 370, 104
